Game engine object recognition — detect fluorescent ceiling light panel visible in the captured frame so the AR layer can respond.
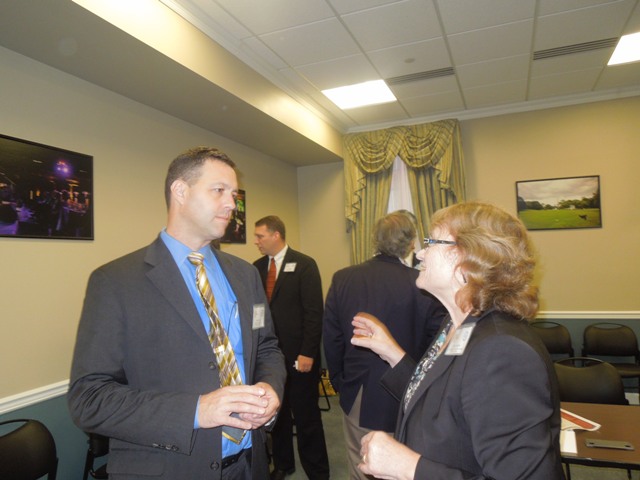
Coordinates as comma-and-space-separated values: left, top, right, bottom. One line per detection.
608, 32, 640, 65
322, 80, 396, 109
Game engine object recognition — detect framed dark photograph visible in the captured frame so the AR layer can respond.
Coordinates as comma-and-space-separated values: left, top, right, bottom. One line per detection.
516, 175, 601, 231
221, 189, 246, 244
0, 134, 94, 240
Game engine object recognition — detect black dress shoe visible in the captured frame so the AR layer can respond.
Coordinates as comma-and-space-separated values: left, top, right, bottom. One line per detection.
270, 468, 295, 480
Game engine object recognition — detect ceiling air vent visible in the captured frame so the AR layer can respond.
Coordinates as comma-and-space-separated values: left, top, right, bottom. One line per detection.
386, 67, 455, 85
533, 38, 618, 60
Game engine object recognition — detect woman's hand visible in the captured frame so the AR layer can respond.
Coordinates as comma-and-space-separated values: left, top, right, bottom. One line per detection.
359, 431, 420, 480
351, 312, 406, 367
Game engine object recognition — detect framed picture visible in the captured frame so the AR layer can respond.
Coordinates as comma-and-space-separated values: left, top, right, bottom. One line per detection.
0, 134, 94, 240
220, 189, 246, 243
515, 175, 601, 230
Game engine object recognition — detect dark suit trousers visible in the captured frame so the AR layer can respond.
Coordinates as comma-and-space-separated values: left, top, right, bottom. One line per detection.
271, 365, 330, 479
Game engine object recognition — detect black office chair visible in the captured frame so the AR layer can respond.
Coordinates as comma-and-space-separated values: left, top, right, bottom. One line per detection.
582, 322, 640, 393
82, 432, 109, 480
530, 321, 574, 358
554, 357, 628, 405
555, 358, 630, 480
0, 418, 58, 480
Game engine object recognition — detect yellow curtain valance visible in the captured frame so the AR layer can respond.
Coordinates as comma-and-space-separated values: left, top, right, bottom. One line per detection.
343, 119, 465, 263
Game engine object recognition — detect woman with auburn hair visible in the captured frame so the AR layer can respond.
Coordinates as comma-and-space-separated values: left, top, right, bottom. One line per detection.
352, 201, 563, 480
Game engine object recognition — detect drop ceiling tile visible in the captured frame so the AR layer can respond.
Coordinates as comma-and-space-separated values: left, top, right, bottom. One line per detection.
456, 54, 529, 88
436, 0, 534, 34
341, 0, 442, 51
390, 76, 459, 98
259, 18, 360, 66
169, 0, 252, 39
531, 49, 613, 77
448, 20, 533, 65
538, 0, 632, 16
464, 79, 527, 108
401, 90, 465, 117
344, 101, 410, 125
623, 2, 640, 33
534, 1, 636, 50
528, 68, 602, 99
368, 37, 450, 78
295, 54, 380, 89
596, 61, 640, 89
328, 0, 404, 16
212, 0, 334, 35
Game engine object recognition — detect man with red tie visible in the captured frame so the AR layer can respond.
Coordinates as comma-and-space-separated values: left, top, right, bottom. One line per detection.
254, 216, 330, 480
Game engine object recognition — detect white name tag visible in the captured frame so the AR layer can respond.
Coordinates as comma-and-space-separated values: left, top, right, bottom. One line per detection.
252, 304, 265, 330
283, 262, 296, 272
445, 323, 476, 356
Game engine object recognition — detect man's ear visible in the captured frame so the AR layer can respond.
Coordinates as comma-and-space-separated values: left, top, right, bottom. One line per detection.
171, 179, 187, 205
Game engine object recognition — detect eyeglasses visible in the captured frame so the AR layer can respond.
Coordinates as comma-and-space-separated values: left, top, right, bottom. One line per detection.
423, 238, 457, 249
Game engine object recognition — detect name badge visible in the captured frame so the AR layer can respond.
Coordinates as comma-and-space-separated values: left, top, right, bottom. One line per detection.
445, 323, 476, 356
252, 304, 265, 330
283, 262, 296, 272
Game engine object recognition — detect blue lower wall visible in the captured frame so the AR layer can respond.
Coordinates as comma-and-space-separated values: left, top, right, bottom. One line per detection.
0, 395, 88, 480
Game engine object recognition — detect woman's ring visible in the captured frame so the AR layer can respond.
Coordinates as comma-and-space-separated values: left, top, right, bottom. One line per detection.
362, 453, 367, 463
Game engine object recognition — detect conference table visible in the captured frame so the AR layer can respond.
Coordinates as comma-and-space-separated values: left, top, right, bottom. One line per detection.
561, 402, 640, 473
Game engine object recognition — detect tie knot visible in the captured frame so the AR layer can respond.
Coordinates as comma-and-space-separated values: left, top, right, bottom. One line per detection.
188, 252, 204, 266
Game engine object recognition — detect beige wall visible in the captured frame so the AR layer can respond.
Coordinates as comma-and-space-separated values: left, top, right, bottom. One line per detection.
461, 98, 640, 312
300, 98, 640, 313
297, 162, 351, 297
2, 43, 638, 400
0, 46, 301, 397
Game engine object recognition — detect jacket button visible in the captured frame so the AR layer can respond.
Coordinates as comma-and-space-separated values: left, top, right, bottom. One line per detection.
209, 361, 217, 370
210, 462, 220, 470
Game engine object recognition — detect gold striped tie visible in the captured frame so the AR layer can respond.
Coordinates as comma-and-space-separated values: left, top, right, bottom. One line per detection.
188, 252, 245, 443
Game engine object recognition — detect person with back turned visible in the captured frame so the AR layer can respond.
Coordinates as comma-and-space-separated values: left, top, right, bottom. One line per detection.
68, 146, 286, 479
323, 211, 446, 479
253, 215, 330, 480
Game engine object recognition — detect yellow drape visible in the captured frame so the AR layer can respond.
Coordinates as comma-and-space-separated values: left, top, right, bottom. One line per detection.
343, 119, 465, 263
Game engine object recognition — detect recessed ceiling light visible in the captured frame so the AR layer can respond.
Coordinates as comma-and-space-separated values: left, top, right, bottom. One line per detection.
608, 31, 640, 65
322, 80, 397, 110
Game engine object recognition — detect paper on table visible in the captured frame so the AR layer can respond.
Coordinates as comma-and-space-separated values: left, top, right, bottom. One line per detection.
561, 408, 601, 432
561, 430, 577, 454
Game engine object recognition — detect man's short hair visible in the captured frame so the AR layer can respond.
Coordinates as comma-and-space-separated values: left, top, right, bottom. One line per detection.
164, 147, 236, 208
372, 212, 416, 259
255, 215, 286, 240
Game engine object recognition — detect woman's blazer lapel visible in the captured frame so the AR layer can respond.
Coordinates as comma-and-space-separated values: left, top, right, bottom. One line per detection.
397, 315, 483, 439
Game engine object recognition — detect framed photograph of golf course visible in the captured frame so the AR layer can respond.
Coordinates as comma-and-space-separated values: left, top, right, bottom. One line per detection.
515, 175, 601, 231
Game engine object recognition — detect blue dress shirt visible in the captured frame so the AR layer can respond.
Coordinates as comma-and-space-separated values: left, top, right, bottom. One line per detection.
161, 230, 250, 456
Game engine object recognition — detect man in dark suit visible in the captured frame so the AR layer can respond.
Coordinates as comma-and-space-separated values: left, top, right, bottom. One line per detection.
68, 147, 286, 479
323, 211, 446, 480
253, 216, 329, 480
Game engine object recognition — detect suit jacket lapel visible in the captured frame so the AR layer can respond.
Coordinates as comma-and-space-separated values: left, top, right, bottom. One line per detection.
398, 351, 457, 437
144, 238, 210, 347
397, 314, 484, 438
272, 248, 295, 301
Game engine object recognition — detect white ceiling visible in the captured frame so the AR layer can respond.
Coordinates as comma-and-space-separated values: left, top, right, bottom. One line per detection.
1, 0, 639, 166
163, 0, 640, 131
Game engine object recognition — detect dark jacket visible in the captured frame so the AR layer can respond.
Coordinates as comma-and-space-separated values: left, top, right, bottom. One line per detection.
323, 254, 446, 431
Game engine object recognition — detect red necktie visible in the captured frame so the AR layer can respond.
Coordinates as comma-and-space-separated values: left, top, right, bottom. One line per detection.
266, 257, 276, 301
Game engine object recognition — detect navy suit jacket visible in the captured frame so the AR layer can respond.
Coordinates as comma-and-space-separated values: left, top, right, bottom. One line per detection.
323, 254, 446, 431
68, 236, 286, 479
381, 310, 564, 480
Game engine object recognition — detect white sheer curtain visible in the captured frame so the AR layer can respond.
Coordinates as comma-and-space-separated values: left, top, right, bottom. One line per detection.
387, 156, 414, 214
